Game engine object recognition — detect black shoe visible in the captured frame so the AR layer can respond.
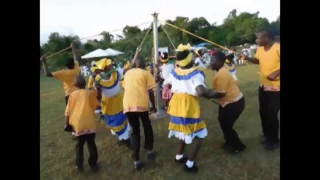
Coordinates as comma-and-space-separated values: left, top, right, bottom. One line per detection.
147, 152, 156, 160
222, 143, 245, 154
264, 142, 279, 151
90, 165, 99, 173
174, 155, 188, 164
76, 166, 84, 172
135, 162, 144, 171
183, 163, 198, 173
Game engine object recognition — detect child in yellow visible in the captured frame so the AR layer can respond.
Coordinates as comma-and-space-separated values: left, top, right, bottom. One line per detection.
65, 75, 100, 172
40, 43, 80, 105
95, 58, 131, 147
165, 44, 211, 173
209, 52, 246, 153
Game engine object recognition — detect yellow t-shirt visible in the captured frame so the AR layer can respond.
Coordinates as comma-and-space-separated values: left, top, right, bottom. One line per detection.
123, 68, 156, 113
52, 61, 80, 96
65, 89, 100, 136
213, 67, 242, 107
87, 75, 95, 89
255, 43, 280, 90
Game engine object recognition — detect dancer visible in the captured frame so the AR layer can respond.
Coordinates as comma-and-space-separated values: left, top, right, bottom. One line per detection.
241, 30, 280, 150
159, 52, 174, 110
87, 65, 102, 115
40, 43, 80, 105
94, 58, 131, 147
194, 49, 206, 68
225, 54, 238, 81
209, 52, 246, 153
122, 49, 157, 171
165, 44, 211, 173
65, 75, 99, 172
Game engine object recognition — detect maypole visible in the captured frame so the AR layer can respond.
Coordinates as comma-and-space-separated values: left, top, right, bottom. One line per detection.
150, 12, 168, 120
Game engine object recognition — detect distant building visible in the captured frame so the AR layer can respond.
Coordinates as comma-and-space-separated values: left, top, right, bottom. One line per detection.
275, 36, 280, 42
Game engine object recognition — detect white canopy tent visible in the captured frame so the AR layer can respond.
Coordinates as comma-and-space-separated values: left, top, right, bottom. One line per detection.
81, 49, 110, 59
104, 48, 124, 56
81, 48, 124, 59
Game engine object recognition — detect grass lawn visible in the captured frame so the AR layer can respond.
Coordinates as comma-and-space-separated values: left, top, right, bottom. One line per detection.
40, 65, 280, 180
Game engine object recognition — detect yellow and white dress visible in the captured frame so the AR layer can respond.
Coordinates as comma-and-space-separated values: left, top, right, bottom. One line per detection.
95, 59, 130, 140
166, 66, 208, 144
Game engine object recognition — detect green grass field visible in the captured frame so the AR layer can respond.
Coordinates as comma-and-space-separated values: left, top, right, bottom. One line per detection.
40, 65, 280, 180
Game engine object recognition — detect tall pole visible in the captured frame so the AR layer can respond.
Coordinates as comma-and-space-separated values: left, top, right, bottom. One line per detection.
151, 12, 168, 119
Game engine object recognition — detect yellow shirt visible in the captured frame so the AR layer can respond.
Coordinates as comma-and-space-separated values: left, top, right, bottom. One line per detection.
255, 43, 280, 91
52, 61, 80, 96
123, 68, 156, 113
65, 89, 100, 136
87, 75, 95, 89
124, 61, 130, 69
213, 67, 242, 107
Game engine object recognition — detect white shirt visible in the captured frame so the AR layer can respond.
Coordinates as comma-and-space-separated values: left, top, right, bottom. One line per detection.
166, 69, 206, 96
195, 58, 205, 68
160, 63, 174, 81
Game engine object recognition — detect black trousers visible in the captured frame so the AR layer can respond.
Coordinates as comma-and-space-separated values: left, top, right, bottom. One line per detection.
218, 97, 245, 149
76, 133, 98, 168
65, 95, 69, 105
259, 87, 280, 144
126, 111, 154, 161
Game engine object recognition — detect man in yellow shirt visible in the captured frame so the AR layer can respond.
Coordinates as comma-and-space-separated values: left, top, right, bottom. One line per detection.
65, 75, 100, 172
123, 54, 157, 171
209, 52, 246, 153
40, 43, 80, 105
242, 30, 280, 151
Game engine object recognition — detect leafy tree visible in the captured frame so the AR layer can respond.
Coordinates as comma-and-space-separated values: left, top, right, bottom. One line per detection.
41, 10, 280, 67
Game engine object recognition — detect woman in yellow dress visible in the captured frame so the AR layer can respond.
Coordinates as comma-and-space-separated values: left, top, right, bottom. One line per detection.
94, 59, 131, 148
164, 44, 211, 173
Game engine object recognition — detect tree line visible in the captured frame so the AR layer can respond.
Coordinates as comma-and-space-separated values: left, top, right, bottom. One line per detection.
40, 9, 280, 68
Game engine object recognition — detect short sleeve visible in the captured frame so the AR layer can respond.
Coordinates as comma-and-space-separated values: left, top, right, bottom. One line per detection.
255, 47, 261, 60
52, 70, 67, 81
146, 72, 156, 89
213, 70, 230, 93
191, 72, 206, 88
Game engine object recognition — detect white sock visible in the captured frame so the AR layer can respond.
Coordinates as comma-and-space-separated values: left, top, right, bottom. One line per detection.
134, 161, 141, 165
175, 154, 183, 160
186, 160, 194, 168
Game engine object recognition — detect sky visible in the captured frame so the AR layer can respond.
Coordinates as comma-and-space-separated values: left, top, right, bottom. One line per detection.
40, 0, 280, 44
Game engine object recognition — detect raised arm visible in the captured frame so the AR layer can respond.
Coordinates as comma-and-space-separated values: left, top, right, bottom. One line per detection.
71, 42, 80, 64
123, 47, 141, 74
40, 56, 53, 77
